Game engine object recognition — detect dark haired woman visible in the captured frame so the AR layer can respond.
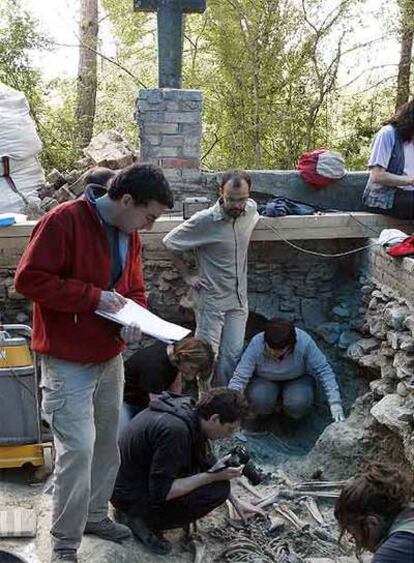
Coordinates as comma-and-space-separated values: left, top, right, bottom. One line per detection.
228, 318, 344, 422
363, 100, 414, 219
119, 336, 214, 431
335, 462, 414, 562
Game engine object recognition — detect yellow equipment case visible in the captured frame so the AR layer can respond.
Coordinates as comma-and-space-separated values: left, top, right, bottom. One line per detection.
0, 324, 52, 469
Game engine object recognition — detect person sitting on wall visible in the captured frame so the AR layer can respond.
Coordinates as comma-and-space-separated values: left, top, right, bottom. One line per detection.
335, 461, 414, 562
111, 388, 264, 554
120, 336, 215, 431
363, 100, 414, 219
228, 318, 344, 423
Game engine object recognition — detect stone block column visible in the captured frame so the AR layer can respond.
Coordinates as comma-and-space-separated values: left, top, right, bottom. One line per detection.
136, 88, 203, 183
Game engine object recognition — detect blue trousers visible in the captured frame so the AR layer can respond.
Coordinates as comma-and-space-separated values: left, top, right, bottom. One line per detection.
246, 375, 314, 419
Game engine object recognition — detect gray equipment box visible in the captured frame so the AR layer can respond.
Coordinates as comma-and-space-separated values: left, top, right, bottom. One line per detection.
182, 197, 210, 219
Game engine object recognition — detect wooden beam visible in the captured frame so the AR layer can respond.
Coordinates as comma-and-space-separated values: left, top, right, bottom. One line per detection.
0, 213, 412, 267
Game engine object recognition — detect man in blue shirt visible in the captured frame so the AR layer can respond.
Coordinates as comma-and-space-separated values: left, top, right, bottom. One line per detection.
228, 319, 344, 423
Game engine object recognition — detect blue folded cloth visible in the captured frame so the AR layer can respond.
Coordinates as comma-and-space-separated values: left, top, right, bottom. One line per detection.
0, 216, 16, 227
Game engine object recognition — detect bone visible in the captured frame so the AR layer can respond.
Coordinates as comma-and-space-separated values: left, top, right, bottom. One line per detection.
299, 497, 326, 526
192, 537, 206, 563
237, 477, 265, 500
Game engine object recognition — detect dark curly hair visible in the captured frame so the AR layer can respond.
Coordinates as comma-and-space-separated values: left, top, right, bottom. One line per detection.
334, 462, 413, 552
108, 162, 174, 208
385, 99, 414, 142
195, 387, 249, 423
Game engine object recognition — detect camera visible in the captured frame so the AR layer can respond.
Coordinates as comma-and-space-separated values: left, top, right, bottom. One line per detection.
224, 445, 266, 486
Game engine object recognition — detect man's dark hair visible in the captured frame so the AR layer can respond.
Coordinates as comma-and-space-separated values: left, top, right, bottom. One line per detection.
264, 318, 297, 351
108, 162, 174, 208
83, 167, 117, 188
196, 388, 249, 423
220, 170, 252, 191
385, 99, 414, 142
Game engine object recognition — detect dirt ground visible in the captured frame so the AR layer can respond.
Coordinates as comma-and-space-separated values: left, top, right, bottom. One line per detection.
0, 345, 386, 563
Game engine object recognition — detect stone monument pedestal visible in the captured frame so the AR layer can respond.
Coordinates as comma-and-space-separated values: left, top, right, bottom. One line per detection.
136, 88, 203, 184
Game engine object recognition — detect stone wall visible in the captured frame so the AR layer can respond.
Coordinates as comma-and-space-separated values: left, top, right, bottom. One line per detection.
310, 245, 414, 469
141, 238, 364, 329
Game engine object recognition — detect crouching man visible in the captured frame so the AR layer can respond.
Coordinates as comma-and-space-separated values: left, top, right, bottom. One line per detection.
228, 319, 344, 423
111, 388, 264, 554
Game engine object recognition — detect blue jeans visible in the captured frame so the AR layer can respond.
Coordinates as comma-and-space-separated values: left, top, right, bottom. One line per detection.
41, 354, 124, 551
195, 304, 248, 385
246, 375, 314, 419
119, 402, 142, 434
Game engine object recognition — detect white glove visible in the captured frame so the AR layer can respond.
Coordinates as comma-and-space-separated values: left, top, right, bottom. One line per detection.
330, 403, 345, 422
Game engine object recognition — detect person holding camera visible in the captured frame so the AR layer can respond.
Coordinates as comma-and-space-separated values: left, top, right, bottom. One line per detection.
228, 319, 344, 423
111, 388, 264, 554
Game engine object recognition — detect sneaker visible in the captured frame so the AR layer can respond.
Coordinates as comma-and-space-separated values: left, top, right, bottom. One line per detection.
51, 549, 78, 562
84, 516, 131, 543
116, 510, 171, 555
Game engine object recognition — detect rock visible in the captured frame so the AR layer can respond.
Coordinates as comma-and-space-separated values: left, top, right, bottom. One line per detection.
332, 304, 350, 318
338, 330, 360, 349
40, 197, 59, 212
84, 130, 136, 169
368, 297, 378, 310
54, 185, 75, 203
370, 378, 395, 397
399, 333, 414, 352
393, 351, 414, 379
64, 169, 82, 185
381, 363, 398, 380
314, 322, 343, 344
404, 315, 414, 337
358, 353, 382, 370
372, 289, 386, 300
397, 382, 410, 398
46, 168, 66, 189
7, 287, 25, 300
383, 304, 410, 330
301, 299, 327, 328
380, 342, 395, 357
387, 331, 404, 350
67, 174, 87, 196
358, 337, 379, 353
15, 312, 29, 323
371, 394, 413, 434
37, 183, 56, 199
76, 156, 93, 169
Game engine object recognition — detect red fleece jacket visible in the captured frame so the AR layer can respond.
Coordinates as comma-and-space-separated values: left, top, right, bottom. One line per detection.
15, 197, 147, 363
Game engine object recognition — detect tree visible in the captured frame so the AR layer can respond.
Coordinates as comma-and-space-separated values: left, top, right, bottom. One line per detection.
75, 0, 99, 148
395, 0, 414, 109
0, 0, 48, 111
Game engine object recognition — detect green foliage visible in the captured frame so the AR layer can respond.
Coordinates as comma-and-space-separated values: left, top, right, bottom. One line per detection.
2, 0, 400, 173
0, 0, 80, 172
0, 0, 47, 110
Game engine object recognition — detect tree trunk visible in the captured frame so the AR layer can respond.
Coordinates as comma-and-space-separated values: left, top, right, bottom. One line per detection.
396, 0, 414, 110
75, 0, 98, 149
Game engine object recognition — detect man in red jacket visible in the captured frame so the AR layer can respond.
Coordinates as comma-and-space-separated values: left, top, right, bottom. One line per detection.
15, 163, 173, 563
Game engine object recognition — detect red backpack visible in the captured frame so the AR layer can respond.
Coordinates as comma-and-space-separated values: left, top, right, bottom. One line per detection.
297, 149, 347, 188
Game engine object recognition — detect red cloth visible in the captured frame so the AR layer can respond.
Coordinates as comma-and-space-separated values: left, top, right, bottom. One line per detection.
15, 198, 147, 363
387, 235, 414, 257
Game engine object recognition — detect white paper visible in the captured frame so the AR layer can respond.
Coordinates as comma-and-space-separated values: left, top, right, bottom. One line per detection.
96, 298, 191, 343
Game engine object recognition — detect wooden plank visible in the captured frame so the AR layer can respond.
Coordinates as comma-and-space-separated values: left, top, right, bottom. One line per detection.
0, 213, 412, 268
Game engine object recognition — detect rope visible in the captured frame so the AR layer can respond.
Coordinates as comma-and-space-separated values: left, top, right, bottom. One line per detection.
261, 212, 383, 258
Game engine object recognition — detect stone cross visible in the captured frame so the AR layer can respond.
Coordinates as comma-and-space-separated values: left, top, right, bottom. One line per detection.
134, 0, 206, 88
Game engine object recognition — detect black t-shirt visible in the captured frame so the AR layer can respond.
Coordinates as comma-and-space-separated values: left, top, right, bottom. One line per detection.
124, 341, 178, 407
